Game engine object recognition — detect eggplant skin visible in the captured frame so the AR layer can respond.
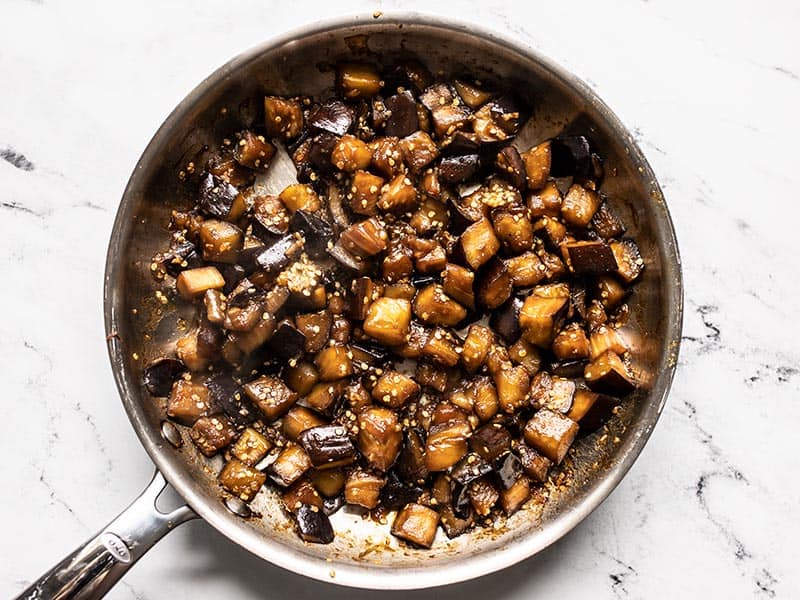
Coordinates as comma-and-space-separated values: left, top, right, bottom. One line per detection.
197, 173, 239, 219
308, 100, 354, 136
143, 358, 185, 396
295, 503, 335, 543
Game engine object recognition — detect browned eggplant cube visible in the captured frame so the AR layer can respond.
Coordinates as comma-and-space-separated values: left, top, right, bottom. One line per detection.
363, 297, 412, 346
295, 310, 333, 354
425, 420, 471, 471
472, 376, 500, 421
553, 323, 590, 360
521, 141, 551, 190
410, 197, 449, 234
469, 475, 500, 516
584, 350, 636, 395
311, 468, 346, 498
495, 364, 531, 413
495, 146, 527, 190
460, 218, 500, 270
515, 443, 552, 482
473, 104, 509, 143
595, 275, 628, 310
230, 427, 272, 466
533, 216, 567, 248
264, 96, 303, 139
504, 252, 546, 288
251, 193, 290, 235
268, 444, 313, 487
304, 381, 345, 414
589, 325, 628, 360
492, 206, 534, 254
561, 184, 601, 228
315, 344, 354, 381
391, 503, 439, 548
190, 415, 237, 457
283, 478, 324, 513
508, 338, 542, 376
340, 218, 389, 258
176, 332, 209, 372
279, 183, 321, 214
349, 170, 385, 216
399, 131, 439, 173
442, 263, 475, 309
530, 372, 576, 413
413, 284, 467, 327
176, 266, 225, 301
231, 316, 276, 355
519, 285, 570, 347
337, 63, 382, 98
282, 362, 319, 397
219, 459, 267, 502
294, 503, 334, 544
203, 289, 226, 324
345, 469, 386, 509
358, 406, 403, 472
454, 79, 494, 108
415, 361, 449, 393
298, 425, 356, 469
422, 328, 461, 367
282, 406, 327, 441
431, 103, 471, 138
610, 239, 644, 283
462, 324, 494, 373
562, 240, 618, 274
500, 476, 531, 516
591, 202, 626, 239
331, 135, 372, 172
167, 379, 210, 426
243, 375, 298, 421
475, 258, 512, 310
392, 321, 429, 359
234, 130, 276, 171
416, 244, 447, 274
528, 181, 562, 217
378, 174, 418, 213
372, 371, 421, 408
370, 136, 404, 178
382, 244, 414, 283
523, 409, 579, 464
469, 422, 511, 462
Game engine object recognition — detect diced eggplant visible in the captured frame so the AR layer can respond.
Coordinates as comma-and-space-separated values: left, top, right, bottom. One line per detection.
591, 202, 626, 239
250, 194, 290, 242
562, 240, 618, 274
533, 216, 567, 249
527, 181, 562, 217
499, 476, 530, 515
451, 453, 493, 485
167, 379, 210, 425
397, 428, 429, 484
203, 289, 226, 324
372, 371, 420, 408
295, 503, 334, 544
322, 495, 346, 516
378, 174, 418, 213
358, 406, 403, 472
508, 338, 542, 376
439, 154, 479, 184
283, 478, 324, 513
363, 297, 412, 346
339, 217, 388, 257
382, 244, 414, 283
298, 425, 356, 469
231, 427, 272, 466
345, 469, 386, 509
519, 285, 570, 347
561, 184, 601, 228
416, 244, 447, 274
243, 375, 298, 420
383, 91, 420, 138
331, 134, 372, 172
476, 258, 512, 310
314, 345, 353, 381
158, 241, 203, 278
190, 415, 237, 457
240, 234, 302, 275
413, 361, 448, 393
586, 299, 609, 331
584, 350, 635, 395
489, 296, 523, 345
308, 99, 354, 135
529, 371, 576, 414
197, 173, 239, 219
550, 359, 587, 379
495, 365, 531, 414
176, 331, 209, 372
473, 104, 509, 143
349, 340, 390, 366
264, 96, 303, 139
494, 452, 523, 490
441, 263, 475, 310
230, 315, 276, 355
283, 406, 327, 443
311, 468, 346, 498
223, 294, 265, 333
521, 141, 551, 191
589, 325, 628, 360
461, 324, 494, 373
176, 266, 226, 301
370, 136, 404, 178
537, 248, 568, 281
453, 79, 494, 108
413, 284, 467, 327
219, 459, 266, 502
504, 252, 545, 288
492, 206, 533, 254
300, 132, 339, 176
469, 423, 511, 462
380, 474, 423, 510
431, 402, 470, 427
392, 502, 439, 548
495, 146, 527, 190
289, 210, 334, 259
410, 196, 448, 235
552, 323, 590, 360
515, 443, 552, 482
392, 320, 429, 359
384, 60, 433, 93
595, 275, 628, 310
425, 420, 471, 471
550, 135, 594, 179
206, 153, 254, 188
460, 218, 500, 270
303, 380, 345, 415
234, 130, 275, 171
471, 376, 499, 421
468, 475, 500, 516
265, 319, 306, 360
523, 409, 579, 464
422, 327, 461, 367
349, 169, 385, 215
279, 183, 321, 214
143, 358, 185, 397
610, 239, 644, 283
400, 130, 439, 172
207, 372, 258, 427
337, 63, 382, 99
568, 389, 619, 433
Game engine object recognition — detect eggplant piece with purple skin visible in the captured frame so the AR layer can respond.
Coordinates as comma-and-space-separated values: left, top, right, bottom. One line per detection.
450, 454, 493, 486
295, 503, 334, 544
475, 258, 512, 310
493, 452, 522, 490
196, 316, 224, 360
495, 146, 527, 190
439, 154, 480, 184
265, 319, 306, 360
197, 173, 239, 219
469, 423, 512, 462
380, 473, 424, 510
488, 94, 526, 135
143, 358, 185, 396
298, 425, 356, 469
307, 99, 354, 136
239, 234, 303, 275
550, 135, 595, 180
328, 240, 368, 273
161, 241, 202, 277
442, 131, 480, 156
383, 60, 433, 94
563, 240, 618, 275
397, 428, 429, 484
207, 372, 258, 428
299, 132, 339, 180
550, 359, 589, 379
322, 494, 345, 516
489, 296, 524, 345
384, 91, 419, 138
289, 210, 334, 259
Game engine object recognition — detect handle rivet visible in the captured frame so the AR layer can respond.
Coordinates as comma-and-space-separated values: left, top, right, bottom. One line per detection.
160, 420, 182, 448
224, 496, 252, 518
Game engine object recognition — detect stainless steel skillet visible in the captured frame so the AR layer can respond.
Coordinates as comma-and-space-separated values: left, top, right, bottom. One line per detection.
16, 13, 683, 599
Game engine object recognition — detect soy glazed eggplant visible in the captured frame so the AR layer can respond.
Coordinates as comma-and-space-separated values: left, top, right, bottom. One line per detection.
144, 59, 643, 548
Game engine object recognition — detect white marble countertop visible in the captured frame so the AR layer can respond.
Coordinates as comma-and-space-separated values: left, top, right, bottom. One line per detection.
1, 0, 798, 598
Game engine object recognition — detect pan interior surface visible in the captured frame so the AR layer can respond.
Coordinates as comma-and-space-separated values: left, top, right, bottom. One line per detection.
104, 14, 682, 590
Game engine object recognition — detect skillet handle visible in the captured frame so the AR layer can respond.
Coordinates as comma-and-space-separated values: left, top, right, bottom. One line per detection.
15, 470, 197, 600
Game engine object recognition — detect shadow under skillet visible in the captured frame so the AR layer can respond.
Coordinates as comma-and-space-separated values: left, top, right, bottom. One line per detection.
175, 512, 595, 600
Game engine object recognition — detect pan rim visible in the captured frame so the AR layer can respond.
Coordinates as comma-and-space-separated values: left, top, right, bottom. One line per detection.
104, 11, 683, 590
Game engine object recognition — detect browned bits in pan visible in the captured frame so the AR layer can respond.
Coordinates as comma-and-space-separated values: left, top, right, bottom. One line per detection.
146, 57, 644, 547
